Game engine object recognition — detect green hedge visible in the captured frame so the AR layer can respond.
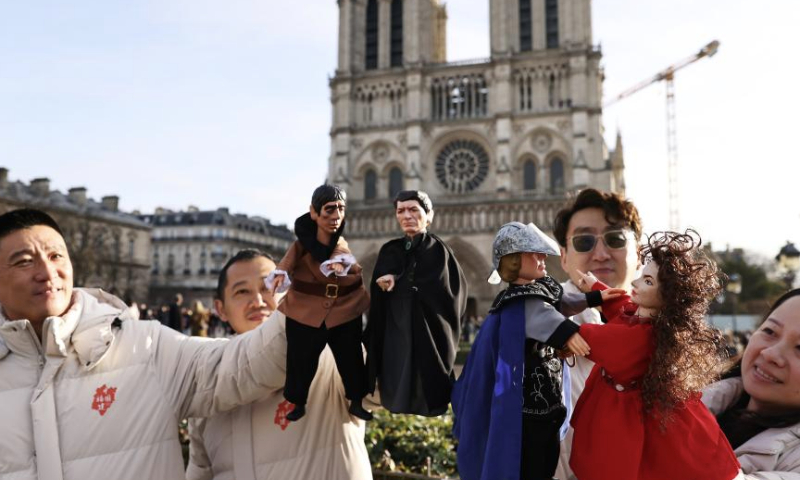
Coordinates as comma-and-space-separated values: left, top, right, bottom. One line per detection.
366, 408, 457, 477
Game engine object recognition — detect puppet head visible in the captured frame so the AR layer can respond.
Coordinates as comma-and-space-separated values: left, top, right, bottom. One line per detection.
309, 184, 347, 237
635, 229, 725, 423
393, 190, 434, 236
311, 184, 346, 214
489, 222, 560, 284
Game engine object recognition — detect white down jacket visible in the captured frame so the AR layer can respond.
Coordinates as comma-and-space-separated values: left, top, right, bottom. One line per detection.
703, 377, 800, 480
0, 288, 287, 480
186, 311, 373, 480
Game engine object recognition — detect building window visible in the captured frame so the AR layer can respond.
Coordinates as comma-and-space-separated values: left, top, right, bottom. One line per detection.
523, 160, 537, 190
550, 157, 565, 193
388, 167, 404, 198
184, 251, 191, 275
366, 0, 379, 70
545, 0, 559, 49
113, 234, 121, 261
365, 169, 377, 200
390, 0, 403, 67
519, 0, 532, 52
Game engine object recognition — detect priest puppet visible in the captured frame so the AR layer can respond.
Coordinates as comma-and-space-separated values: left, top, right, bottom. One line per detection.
365, 190, 467, 416
267, 184, 372, 422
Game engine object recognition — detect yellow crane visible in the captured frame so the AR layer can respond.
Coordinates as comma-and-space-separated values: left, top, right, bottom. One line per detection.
605, 40, 720, 230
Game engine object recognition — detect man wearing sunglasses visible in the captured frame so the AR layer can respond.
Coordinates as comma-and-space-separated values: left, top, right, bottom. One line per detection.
552, 188, 643, 480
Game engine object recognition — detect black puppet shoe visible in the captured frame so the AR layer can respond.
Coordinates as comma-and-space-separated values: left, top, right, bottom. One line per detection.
286, 404, 306, 422
348, 401, 373, 421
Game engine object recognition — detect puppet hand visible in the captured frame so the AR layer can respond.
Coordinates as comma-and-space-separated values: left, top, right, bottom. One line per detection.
601, 288, 627, 302
556, 348, 572, 360
376, 274, 395, 292
269, 276, 284, 293
574, 269, 599, 292
331, 262, 345, 275
565, 332, 591, 357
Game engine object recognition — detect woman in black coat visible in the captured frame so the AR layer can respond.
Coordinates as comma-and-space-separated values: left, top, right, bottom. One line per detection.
365, 190, 467, 416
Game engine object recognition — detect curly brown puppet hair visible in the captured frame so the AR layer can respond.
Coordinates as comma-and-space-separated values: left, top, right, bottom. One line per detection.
639, 230, 726, 424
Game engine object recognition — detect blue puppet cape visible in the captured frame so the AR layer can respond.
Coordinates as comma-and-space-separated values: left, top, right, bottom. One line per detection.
451, 299, 526, 480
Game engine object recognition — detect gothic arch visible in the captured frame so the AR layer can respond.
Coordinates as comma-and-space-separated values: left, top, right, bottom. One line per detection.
442, 235, 499, 314
356, 160, 379, 178
356, 243, 385, 286
354, 140, 404, 175
512, 126, 571, 162
380, 159, 406, 176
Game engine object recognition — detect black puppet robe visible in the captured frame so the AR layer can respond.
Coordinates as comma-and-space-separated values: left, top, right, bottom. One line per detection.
365, 232, 467, 416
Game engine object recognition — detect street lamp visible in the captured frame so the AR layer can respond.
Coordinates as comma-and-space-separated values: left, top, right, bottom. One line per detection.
726, 273, 742, 332
776, 241, 800, 289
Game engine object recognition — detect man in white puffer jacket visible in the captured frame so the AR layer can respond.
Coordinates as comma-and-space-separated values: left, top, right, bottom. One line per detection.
0, 208, 290, 480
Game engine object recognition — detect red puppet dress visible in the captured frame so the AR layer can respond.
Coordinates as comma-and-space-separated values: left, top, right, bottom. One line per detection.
569, 282, 740, 480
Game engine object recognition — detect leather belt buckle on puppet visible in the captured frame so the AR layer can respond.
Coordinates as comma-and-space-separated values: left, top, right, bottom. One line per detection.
291, 278, 362, 298
325, 284, 339, 299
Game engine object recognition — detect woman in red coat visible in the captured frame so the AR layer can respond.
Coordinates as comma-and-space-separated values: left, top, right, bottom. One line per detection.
569, 230, 741, 480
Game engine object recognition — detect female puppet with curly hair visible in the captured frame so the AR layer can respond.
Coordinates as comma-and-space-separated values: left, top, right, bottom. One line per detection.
569, 230, 742, 480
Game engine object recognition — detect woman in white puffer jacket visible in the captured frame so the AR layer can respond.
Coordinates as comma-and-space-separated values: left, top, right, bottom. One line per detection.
703, 289, 800, 479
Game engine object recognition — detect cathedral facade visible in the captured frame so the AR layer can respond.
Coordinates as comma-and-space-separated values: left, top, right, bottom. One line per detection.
327, 0, 625, 315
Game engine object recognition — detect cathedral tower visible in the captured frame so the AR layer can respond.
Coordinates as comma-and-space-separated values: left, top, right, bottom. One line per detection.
328, 0, 624, 315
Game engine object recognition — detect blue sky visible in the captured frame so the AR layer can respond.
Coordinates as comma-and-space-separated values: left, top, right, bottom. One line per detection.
2, 0, 798, 261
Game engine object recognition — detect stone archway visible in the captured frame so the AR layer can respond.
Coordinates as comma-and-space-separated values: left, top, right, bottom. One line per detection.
442, 235, 502, 317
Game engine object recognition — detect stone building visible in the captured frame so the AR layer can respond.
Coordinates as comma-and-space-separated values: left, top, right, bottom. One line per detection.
0, 167, 152, 303
139, 207, 294, 307
327, 0, 625, 315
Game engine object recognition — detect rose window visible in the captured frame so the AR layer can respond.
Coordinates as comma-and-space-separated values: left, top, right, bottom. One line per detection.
435, 139, 490, 193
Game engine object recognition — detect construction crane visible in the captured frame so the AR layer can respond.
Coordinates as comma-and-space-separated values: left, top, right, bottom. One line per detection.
605, 40, 720, 231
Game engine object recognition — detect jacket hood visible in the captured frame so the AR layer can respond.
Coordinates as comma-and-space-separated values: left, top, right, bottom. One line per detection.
0, 288, 134, 369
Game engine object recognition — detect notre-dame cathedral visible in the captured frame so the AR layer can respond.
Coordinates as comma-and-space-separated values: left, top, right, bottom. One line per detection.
327, 0, 625, 316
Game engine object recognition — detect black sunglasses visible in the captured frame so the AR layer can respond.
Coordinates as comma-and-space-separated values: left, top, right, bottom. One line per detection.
568, 230, 629, 253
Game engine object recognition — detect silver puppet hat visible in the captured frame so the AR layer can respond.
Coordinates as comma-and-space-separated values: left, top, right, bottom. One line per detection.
488, 222, 561, 284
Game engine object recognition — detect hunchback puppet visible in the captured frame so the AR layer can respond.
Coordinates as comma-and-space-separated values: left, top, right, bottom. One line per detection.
451, 221, 622, 480
267, 184, 372, 422
364, 190, 467, 416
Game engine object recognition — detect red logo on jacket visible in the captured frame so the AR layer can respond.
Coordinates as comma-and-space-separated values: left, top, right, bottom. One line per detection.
91, 384, 117, 416
274, 400, 294, 431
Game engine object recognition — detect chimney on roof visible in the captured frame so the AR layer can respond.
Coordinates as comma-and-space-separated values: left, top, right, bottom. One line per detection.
68, 187, 87, 207
217, 207, 229, 214
30, 178, 50, 197
101, 195, 119, 212
0, 167, 8, 190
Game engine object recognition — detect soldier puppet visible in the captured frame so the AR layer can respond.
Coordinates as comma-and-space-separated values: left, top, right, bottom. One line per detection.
451, 222, 623, 480
267, 184, 372, 422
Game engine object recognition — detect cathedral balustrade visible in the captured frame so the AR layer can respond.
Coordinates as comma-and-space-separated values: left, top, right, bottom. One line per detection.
512, 60, 572, 114
428, 66, 490, 122
352, 78, 407, 128
347, 197, 567, 238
